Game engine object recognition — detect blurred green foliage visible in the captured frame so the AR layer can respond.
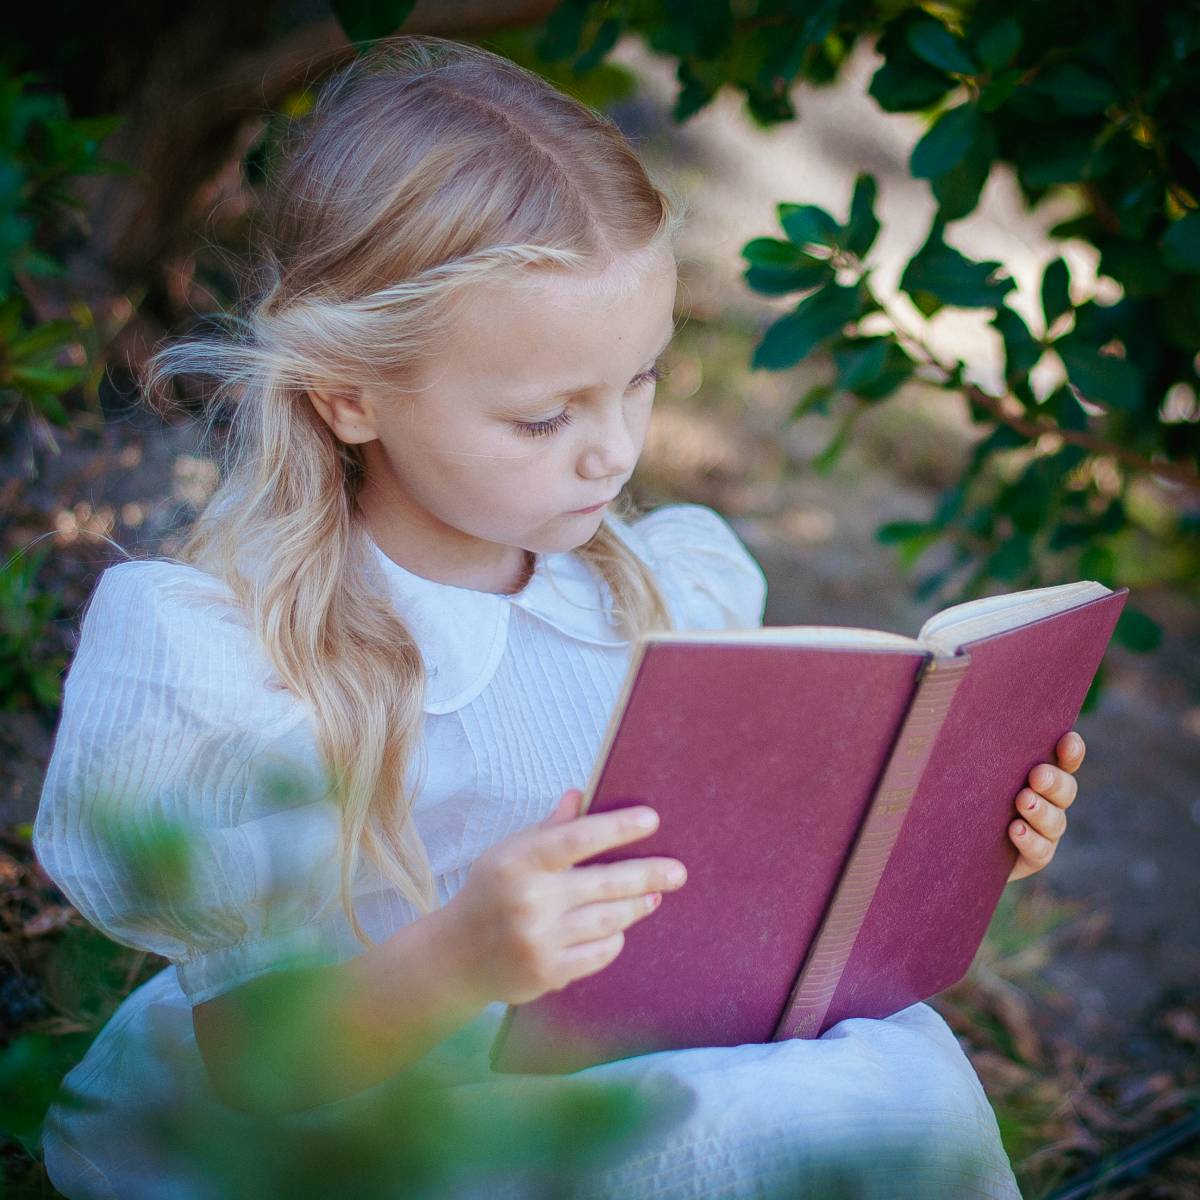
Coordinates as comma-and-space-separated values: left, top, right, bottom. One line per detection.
0, 542, 65, 713
0, 69, 123, 432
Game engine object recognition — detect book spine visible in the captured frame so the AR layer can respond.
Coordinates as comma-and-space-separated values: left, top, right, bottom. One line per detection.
771, 649, 973, 1041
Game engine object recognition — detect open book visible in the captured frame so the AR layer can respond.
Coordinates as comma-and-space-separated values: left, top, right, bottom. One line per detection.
490, 580, 1128, 1074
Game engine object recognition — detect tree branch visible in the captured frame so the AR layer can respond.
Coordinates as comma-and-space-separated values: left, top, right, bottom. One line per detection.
962, 383, 1200, 491
877, 292, 1200, 493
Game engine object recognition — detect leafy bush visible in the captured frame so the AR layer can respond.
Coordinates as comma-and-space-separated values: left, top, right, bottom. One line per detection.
510, 0, 1200, 683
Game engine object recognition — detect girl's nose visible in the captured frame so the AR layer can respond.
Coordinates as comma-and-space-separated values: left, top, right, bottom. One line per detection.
579, 399, 640, 480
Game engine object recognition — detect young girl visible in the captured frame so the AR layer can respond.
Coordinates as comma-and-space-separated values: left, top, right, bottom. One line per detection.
33, 34, 1085, 1200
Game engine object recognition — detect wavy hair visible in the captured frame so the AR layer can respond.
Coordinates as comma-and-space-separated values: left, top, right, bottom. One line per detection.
141, 34, 683, 946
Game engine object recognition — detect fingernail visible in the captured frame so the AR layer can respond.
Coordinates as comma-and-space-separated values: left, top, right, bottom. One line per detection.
667, 865, 686, 886
1014, 823, 1026, 837
635, 809, 658, 829
1034, 767, 1053, 789
1021, 794, 1036, 811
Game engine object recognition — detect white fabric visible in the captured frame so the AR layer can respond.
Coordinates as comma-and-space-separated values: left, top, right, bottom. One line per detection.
33, 503, 1020, 1199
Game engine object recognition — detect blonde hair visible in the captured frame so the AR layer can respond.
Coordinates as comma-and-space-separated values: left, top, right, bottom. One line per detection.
141, 35, 682, 946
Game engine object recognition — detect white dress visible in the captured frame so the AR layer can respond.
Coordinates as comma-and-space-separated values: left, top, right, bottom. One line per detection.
33, 503, 1022, 1200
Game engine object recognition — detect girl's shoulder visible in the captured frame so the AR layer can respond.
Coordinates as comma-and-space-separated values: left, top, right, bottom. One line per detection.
71, 557, 305, 737
608, 502, 769, 630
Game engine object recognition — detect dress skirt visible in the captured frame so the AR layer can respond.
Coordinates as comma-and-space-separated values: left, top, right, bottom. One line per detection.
39, 964, 1021, 1200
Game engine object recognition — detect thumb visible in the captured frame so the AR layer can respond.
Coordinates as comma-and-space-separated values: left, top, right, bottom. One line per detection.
542, 788, 584, 827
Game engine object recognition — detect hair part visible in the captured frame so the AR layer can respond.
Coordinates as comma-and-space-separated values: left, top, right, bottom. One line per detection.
141, 34, 682, 946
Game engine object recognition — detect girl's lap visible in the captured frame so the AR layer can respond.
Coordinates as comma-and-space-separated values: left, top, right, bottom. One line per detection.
448, 1002, 1021, 1199
42, 966, 1019, 1200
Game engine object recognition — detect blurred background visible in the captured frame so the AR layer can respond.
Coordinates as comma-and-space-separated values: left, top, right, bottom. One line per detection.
1, 2, 1198, 1197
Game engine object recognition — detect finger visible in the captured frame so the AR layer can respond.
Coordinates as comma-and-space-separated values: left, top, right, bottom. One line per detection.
540, 788, 584, 829
1056, 731, 1085, 771
566, 857, 687, 905
529, 805, 660, 872
1015, 789, 1067, 841
559, 931, 626, 982
1010, 818, 1056, 871
559, 893, 662, 948
1027, 763, 1078, 809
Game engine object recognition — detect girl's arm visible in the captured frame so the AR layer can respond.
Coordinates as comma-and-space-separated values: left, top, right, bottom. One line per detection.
193, 788, 687, 1115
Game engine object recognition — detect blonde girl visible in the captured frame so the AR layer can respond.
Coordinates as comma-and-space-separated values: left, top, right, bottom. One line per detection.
33, 33, 1084, 1200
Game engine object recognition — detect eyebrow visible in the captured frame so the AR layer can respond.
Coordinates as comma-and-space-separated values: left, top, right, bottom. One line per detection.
504, 326, 675, 408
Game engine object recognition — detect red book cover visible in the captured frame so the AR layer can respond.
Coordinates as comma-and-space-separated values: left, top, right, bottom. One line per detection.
490, 583, 1128, 1074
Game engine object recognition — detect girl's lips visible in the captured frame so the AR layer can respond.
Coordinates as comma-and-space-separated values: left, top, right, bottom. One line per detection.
569, 498, 612, 514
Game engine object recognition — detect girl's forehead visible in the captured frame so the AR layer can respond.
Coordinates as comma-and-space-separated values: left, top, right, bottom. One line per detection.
417, 253, 677, 402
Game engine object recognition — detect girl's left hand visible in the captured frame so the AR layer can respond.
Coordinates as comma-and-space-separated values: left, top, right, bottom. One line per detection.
1006, 730, 1085, 882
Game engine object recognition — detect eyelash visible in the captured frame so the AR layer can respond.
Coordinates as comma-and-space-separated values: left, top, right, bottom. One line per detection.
513, 363, 669, 438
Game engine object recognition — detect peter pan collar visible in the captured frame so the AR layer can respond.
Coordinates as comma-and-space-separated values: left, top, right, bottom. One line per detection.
366, 519, 637, 714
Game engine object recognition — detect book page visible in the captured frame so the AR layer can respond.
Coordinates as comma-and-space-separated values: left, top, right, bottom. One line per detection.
918, 581, 1112, 653
646, 627, 922, 650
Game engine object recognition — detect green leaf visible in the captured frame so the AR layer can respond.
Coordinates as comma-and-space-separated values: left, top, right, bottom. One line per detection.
811, 403, 863, 473
907, 20, 979, 76
1057, 339, 1144, 411
743, 262, 833, 296
992, 306, 1042, 380
973, 17, 1022, 71
853, 342, 915, 400
574, 15, 624, 73
1041, 258, 1072, 327
1032, 64, 1117, 115
869, 58, 955, 112
536, 0, 589, 61
778, 203, 841, 248
844, 174, 880, 258
1021, 137, 1115, 188
10, 364, 85, 391
1163, 213, 1200, 273
930, 120, 996, 220
900, 219, 1015, 314
876, 520, 933, 544
9, 319, 80, 361
742, 237, 809, 266
987, 532, 1032, 581
330, 0, 417, 43
791, 382, 836, 419
833, 338, 889, 391
911, 104, 981, 179
978, 67, 1023, 113
752, 283, 862, 371
1114, 607, 1163, 652
1099, 239, 1173, 296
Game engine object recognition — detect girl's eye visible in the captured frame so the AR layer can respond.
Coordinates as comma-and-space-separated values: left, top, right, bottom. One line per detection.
514, 409, 574, 439
512, 364, 669, 439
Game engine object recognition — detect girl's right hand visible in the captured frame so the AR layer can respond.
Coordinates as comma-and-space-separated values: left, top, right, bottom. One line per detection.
442, 788, 687, 1006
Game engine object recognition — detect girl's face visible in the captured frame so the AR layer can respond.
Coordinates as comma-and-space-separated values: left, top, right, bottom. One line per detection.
318, 246, 678, 593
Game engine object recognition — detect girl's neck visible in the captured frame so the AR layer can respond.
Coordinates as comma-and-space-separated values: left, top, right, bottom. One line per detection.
358, 487, 540, 596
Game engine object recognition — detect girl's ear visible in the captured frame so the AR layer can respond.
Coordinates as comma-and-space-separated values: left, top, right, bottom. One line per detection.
306, 381, 378, 445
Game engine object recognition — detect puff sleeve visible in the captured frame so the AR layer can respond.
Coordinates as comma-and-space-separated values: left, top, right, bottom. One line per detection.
32, 560, 350, 1006
631, 503, 768, 631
